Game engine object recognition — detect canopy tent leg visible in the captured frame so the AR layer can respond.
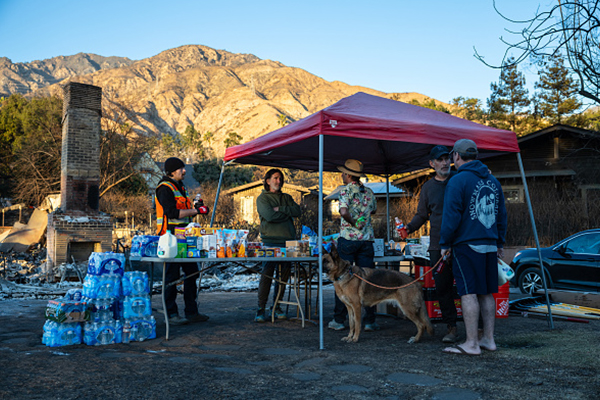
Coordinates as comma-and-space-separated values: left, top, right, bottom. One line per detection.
517, 153, 554, 329
210, 160, 230, 228
386, 175, 391, 244
318, 134, 324, 350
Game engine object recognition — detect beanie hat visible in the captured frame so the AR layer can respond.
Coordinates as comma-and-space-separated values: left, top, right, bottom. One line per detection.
164, 157, 185, 175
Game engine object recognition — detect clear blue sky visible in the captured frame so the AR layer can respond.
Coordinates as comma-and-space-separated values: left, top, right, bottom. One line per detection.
0, 0, 546, 104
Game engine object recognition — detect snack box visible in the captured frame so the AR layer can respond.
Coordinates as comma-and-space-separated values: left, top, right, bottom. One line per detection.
202, 235, 217, 251
186, 249, 206, 258
176, 240, 187, 258
186, 236, 202, 248
174, 227, 187, 239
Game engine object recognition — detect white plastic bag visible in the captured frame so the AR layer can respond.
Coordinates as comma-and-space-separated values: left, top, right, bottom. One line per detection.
498, 259, 515, 286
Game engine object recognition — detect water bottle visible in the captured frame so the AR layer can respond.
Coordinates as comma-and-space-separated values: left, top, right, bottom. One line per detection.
122, 321, 131, 344
43, 320, 57, 347
82, 275, 99, 299
96, 320, 116, 345
64, 288, 83, 301
123, 271, 150, 296
97, 274, 121, 299
59, 323, 82, 346
148, 316, 157, 340
100, 257, 124, 276
114, 319, 124, 343
124, 295, 151, 319
96, 298, 114, 321
84, 322, 97, 346
130, 322, 139, 342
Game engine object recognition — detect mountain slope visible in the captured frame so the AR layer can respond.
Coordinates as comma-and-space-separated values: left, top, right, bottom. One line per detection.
5, 45, 447, 157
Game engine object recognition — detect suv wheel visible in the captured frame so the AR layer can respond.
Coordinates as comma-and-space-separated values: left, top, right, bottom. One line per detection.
518, 267, 548, 294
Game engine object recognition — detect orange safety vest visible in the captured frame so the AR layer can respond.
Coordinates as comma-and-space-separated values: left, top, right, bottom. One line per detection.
155, 181, 193, 235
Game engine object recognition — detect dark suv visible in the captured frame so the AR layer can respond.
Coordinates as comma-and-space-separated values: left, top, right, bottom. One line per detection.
510, 229, 600, 294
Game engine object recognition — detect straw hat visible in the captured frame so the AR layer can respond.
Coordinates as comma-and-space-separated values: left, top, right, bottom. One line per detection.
337, 159, 366, 177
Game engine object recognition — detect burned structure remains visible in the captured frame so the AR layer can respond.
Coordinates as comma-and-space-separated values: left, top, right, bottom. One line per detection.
46, 82, 112, 270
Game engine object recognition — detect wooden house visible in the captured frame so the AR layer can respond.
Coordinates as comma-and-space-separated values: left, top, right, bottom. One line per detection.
222, 181, 322, 224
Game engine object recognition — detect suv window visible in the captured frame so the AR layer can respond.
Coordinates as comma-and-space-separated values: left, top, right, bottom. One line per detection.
564, 233, 600, 254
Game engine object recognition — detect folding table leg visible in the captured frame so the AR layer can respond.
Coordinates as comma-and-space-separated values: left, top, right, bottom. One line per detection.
161, 261, 169, 340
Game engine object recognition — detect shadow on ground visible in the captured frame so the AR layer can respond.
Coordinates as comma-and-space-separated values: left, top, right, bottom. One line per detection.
1, 286, 599, 400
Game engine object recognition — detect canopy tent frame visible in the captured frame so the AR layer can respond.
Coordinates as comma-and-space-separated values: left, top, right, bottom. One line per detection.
210, 93, 554, 349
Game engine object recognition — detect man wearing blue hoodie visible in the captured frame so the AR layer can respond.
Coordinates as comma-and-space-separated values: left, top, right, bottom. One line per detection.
440, 139, 507, 356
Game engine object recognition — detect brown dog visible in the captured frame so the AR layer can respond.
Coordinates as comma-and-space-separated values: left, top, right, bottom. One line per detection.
323, 245, 433, 343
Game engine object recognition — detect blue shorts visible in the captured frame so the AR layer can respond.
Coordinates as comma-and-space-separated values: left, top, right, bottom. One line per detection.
451, 244, 498, 296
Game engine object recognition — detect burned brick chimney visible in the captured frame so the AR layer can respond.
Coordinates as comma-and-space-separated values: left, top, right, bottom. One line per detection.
47, 82, 112, 272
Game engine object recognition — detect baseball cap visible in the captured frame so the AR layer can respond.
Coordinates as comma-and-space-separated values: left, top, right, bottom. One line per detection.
429, 145, 450, 160
451, 139, 478, 156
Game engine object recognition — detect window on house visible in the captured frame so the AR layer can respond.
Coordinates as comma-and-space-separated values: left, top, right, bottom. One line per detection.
503, 186, 523, 204
241, 196, 254, 223
330, 200, 340, 215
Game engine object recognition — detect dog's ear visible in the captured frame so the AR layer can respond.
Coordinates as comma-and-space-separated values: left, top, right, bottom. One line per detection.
329, 242, 339, 260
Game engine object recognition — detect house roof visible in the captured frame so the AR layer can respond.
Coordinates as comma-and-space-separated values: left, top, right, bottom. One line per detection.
325, 182, 406, 200
394, 124, 596, 184
155, 162, 200, 191
222, 181, 313, 196
517, 124, 600, 143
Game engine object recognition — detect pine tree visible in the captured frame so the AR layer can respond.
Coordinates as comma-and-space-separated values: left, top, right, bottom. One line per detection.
487, 57, 530, 134
535, 54, 582, 125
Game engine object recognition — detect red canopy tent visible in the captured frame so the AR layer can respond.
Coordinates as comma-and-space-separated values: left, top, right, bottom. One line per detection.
224, 92, 519, 173
218, 92, 552, 348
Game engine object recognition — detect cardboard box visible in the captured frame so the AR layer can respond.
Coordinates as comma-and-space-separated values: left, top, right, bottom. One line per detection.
544, 290, 600, 309
286, 240, 301, 248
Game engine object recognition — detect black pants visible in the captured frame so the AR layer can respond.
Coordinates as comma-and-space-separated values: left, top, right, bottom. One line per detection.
430, 249, 458, 328
257, 260, 291, 309
333, 237, 376, 324
165, 262, 199, 318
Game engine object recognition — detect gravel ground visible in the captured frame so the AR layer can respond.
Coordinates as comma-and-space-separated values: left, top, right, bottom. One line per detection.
1, 286, 599, 400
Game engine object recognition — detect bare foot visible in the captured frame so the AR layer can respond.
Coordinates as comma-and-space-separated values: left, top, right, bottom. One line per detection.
479, 340, 497, 352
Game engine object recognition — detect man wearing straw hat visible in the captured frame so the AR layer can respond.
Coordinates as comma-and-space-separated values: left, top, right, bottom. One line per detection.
328, 159, 379, 332
440, 139, 507, 356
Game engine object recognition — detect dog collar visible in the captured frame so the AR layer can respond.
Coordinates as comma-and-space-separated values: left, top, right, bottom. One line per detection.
335, 267, 354, 282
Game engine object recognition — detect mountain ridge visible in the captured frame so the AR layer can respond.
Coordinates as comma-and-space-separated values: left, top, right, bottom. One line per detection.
1, 44, 448, 157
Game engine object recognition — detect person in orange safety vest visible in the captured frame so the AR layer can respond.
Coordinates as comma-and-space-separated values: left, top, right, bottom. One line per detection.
155, 157, 209, 325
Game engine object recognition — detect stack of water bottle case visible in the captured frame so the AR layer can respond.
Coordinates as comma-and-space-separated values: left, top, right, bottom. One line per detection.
42, 252, 156, 347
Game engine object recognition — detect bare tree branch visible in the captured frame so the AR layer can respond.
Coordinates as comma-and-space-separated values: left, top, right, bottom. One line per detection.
476, 0, 600, 104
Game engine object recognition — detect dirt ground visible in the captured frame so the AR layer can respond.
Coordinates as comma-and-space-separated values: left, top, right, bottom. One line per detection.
1, 286, 599, 400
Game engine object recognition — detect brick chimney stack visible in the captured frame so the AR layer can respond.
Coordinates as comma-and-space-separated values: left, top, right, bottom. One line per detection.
60, 82, 102, 212
46, 82, 112, 275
